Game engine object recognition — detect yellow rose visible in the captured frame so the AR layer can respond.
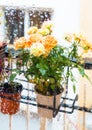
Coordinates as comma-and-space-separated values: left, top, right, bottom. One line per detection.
30, 42, 45, 57
27, 26, 38, 35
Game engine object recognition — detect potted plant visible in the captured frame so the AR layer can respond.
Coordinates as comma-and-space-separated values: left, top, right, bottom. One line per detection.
0, 47, 23, 115
13, 21, 92, 118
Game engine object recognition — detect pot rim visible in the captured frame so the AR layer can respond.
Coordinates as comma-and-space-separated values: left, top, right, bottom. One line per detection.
0, 82, 23, 94
35, 87, 64, 97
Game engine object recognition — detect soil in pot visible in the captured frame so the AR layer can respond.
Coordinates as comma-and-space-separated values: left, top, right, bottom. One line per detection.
0, 82, 23, 115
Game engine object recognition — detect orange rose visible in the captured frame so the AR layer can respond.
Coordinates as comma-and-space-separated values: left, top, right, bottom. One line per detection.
43, 35, 57, 53
28, 34, 43, 44
14, 37, 26, 50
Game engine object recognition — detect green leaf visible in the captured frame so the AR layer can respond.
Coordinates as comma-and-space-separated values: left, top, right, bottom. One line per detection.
73, 84, 76, 93
78, 66, 92, 84
39, 69, 46, 75
9, 73, 17, 82
51, 84, 55, 90
78, 66, 85, 77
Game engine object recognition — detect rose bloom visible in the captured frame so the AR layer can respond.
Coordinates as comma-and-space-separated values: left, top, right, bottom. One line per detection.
43, 35, 57, 52
41, 20, 53, 30
28, 34, 43, 44
37, 28, 50, 36
73, 33, 86, 43
64, 33, 73, 42
80, 40, 91, 50
30, 42, 45, 57
27, 26, 38, 35
14, 37, 26, 50
26, 39, 33, 48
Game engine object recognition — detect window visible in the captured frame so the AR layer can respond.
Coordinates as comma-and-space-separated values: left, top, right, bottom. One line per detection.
5, 7, 25, 44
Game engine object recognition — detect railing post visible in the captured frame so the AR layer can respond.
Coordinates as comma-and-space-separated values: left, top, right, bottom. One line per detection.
9, 115, 12, 130
40, 117, 46, 130
26, 82, 30, 130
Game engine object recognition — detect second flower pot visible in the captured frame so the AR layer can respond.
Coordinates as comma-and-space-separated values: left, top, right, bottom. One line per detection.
0, 82, 23, 115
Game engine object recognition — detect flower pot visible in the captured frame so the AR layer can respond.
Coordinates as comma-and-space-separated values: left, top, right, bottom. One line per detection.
0, 82, 23, 115
36, 90, 63, 119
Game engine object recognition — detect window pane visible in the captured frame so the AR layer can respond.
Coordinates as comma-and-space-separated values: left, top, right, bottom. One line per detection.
29, 8, 53, 28
5, 8, 25, 44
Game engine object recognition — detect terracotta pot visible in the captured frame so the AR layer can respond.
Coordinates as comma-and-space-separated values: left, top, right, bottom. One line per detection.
0, 82, 23, 115
36, 89, 63, 119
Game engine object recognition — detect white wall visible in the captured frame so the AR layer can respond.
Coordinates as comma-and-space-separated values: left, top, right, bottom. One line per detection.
52, 0, 81, 41
0, 0, 56, 8
80, 0, 92, 42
